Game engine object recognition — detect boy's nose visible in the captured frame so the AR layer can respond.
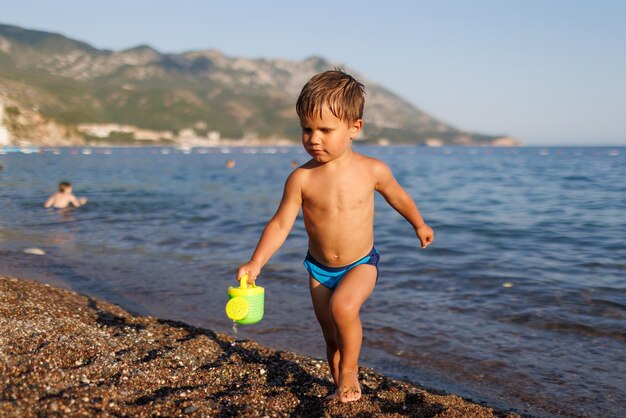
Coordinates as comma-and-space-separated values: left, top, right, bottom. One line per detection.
309, 133, 322, 144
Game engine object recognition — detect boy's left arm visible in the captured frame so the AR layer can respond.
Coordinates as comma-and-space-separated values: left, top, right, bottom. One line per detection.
374, 161, 434, 248
69, 194, 83, 207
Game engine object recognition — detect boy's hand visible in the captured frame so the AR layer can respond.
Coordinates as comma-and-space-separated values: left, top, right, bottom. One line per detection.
237, 260, 262, 284
416, 224, 434, 248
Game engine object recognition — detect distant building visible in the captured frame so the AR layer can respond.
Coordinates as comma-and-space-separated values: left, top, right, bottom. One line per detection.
77, 123, 136, 138
178, 128, 196, 139
0, 127, 9, 146
491, 136, 522, 146
425, 138, 443, 147
0, 103, 10, 146
207, 131, 221, 143
77, 123, 173, 141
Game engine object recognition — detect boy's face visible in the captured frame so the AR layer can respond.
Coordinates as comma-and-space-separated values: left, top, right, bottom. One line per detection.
299, 106, 362, 163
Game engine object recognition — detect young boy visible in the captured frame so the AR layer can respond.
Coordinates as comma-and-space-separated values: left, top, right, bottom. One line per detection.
44, 181, 88, 209
237, 70, 434, 403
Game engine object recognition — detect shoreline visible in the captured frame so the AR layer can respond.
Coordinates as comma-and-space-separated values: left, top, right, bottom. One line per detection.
0, 275, 520, 417
2, 144, 623, 155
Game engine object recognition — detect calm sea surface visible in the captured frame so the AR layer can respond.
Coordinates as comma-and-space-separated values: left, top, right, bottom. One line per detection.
1, 146, 624, 417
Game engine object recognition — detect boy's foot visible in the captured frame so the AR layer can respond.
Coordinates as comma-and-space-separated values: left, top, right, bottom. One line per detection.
338, 369, 361, 403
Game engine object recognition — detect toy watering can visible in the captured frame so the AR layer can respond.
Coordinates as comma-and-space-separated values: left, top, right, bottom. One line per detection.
225, 274, 264, 325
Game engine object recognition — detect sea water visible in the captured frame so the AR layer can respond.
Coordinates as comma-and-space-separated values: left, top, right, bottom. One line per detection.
1, 146, 624, 417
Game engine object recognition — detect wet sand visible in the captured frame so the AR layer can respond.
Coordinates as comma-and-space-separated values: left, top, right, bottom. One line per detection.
0, 275, 520, 417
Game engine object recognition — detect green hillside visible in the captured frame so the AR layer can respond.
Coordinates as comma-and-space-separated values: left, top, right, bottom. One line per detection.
0, 23, 515, 146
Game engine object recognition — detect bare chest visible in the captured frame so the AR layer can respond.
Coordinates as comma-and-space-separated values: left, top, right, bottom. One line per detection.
302, 175, 374, 213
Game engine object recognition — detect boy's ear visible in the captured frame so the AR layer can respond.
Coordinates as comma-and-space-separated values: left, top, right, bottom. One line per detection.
350, 119, 363, 139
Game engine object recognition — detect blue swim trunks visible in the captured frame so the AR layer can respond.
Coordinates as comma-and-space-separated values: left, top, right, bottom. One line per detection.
304, 247, 380, 290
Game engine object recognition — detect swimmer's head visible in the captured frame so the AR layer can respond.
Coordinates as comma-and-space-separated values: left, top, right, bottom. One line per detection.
58, 181, 72, 193
296, 69, 365, 126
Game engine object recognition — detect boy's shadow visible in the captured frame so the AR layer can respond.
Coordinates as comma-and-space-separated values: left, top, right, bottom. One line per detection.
82, 298, 447, 416
158, 318, 333, 416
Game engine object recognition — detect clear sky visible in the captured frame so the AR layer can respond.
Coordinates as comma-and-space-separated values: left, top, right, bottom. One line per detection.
3, 0, 625, 145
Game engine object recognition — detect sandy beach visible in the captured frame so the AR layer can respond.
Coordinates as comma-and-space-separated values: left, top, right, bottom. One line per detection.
0, 275, 519, 417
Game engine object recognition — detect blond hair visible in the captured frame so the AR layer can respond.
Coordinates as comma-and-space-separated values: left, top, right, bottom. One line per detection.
296, 69, 365, 124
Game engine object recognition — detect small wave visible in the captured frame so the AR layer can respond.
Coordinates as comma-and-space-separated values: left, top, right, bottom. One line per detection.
501, 313, 626, 341
156, 237, 183, 246
183, 241, 212, 250
578, 261, 626, 271
541, 321, 626, 340
375, 326, 420, 339
590, 298, 626, 311
122, 235, 144, 243
562, 175, 594, 182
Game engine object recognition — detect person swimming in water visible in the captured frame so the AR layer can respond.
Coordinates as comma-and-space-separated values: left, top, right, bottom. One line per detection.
44, 181, 88, 209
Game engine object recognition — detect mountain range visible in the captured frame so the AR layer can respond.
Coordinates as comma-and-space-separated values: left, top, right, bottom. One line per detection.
0, 23, 519, 147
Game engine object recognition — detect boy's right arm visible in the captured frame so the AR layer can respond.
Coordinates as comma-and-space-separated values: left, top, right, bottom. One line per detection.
237, 171, 303, 283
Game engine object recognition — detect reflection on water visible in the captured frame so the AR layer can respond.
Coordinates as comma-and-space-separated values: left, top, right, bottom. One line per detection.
1, 146, 625, 417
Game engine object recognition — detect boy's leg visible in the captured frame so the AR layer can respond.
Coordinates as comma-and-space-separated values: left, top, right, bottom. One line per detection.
309, 277, 340, 389
330, 264, 377, 403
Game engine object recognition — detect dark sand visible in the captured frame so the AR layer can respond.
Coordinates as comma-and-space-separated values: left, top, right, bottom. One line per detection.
0, 276, 520, 417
